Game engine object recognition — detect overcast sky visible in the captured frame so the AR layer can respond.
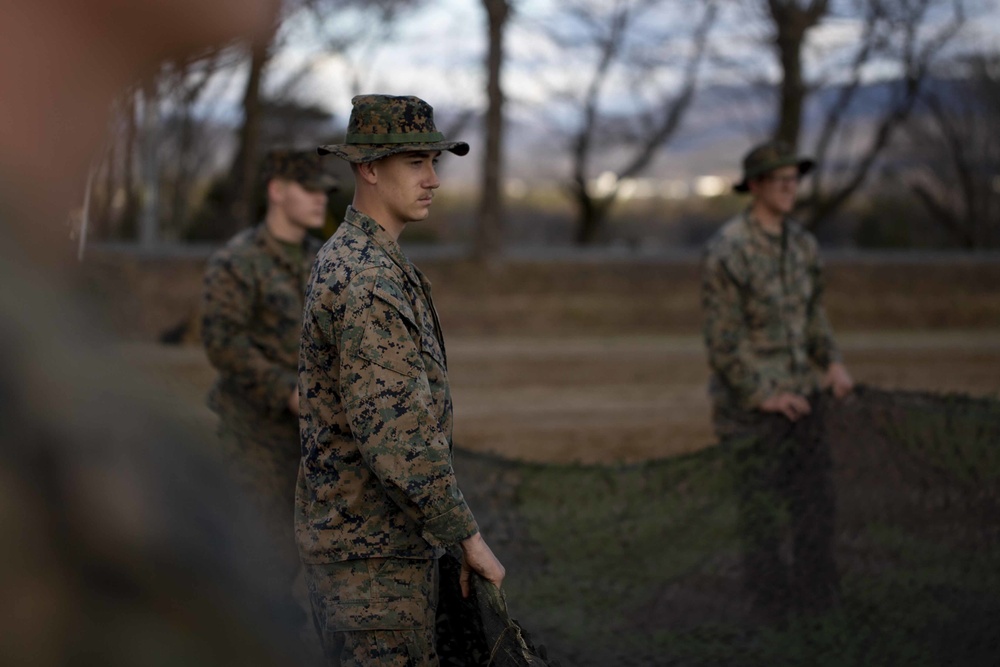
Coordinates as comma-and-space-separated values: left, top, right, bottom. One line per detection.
266, 0, 1000, 121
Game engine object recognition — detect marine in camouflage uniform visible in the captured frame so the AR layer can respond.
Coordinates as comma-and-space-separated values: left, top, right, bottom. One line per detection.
701, 141, 855, 622
202, 149, 336, 620
297, 95, 505, 666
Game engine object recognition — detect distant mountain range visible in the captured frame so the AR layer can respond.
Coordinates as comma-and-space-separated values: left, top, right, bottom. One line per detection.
436, 77, 963, 191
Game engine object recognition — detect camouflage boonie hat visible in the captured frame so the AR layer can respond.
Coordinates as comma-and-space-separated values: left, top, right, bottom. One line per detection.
318, 94, 469, 164
260, 149, 339, 191
734, 140, 814, 193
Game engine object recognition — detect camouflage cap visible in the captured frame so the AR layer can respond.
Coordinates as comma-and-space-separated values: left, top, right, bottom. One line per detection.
317, 94, 469, 164
260, 149, 339, 191
734, 140, 814, 193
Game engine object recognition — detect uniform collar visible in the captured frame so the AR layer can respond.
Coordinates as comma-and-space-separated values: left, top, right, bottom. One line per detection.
255, 222, 318, 269
744, 208, 786, 239
343, 205, 422, 288
742, 208, 788, 255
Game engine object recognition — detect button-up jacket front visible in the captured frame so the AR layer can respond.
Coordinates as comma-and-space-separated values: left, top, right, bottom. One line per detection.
296, 206, 478, 564
702, 212, 841, 419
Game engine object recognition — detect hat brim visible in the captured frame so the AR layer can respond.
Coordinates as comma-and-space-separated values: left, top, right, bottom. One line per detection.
733, 157, 814, 193
298, 174, 340, 192
317, 141, 469, 164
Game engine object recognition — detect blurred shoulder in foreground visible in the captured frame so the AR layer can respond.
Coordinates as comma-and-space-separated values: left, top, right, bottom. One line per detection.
0, 0, 313, 664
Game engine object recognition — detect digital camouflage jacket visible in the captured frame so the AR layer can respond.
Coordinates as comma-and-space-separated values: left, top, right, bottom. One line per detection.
702, 212, 841, 418
296, 206, 479, 564
202, 224, 320, 421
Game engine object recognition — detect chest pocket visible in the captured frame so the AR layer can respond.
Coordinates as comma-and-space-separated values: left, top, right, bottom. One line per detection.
359, 276, 443, 379
253, 263, 304, 355
259, 275, 301, 320
740, 260, 782, 331
416, 302, 446, 372
784, 244, 815, 306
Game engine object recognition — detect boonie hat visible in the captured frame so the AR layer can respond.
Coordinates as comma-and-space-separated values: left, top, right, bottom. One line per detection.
734, 140, 814, 193
318, 94, 469, 164
260, 149, 339, 191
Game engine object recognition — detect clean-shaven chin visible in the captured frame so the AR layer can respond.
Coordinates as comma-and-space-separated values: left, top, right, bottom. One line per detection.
416, 196, 434, 214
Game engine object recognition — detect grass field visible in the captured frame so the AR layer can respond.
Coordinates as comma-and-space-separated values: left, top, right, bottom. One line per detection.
452, 389, 1000, 666
98, 253, 1000, 665
127, 329, 1000, 465
98, 252, 1000, 463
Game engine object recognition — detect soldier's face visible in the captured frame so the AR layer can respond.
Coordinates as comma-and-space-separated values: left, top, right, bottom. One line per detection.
373, 151, 441, 226
274, 180, 328, 230
750, 165, 799, 217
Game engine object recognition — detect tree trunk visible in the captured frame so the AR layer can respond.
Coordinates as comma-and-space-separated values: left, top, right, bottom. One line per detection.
227, 27, 275, 233
237, 39, 269, 227
138, 79, 160, 249
170, 110, 196, 237
774, 27, 806, 147
122, 91, 139, 239
574, 189, 613, 245
474, 0, 510, 264
767, 0, 827, 147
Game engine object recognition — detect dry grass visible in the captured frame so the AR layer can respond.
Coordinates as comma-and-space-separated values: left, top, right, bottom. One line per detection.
90, 251, 1000, 464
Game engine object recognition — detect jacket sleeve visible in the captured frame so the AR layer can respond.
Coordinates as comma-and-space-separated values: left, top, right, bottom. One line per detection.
701, 249, 772, 410
339, 271, 479, 549
803, 241, 842, 369
201, 251, 297, 414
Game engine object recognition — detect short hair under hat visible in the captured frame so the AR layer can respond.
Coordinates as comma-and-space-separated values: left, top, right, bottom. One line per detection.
318, 94, 469, 164
260, 149, 339, 191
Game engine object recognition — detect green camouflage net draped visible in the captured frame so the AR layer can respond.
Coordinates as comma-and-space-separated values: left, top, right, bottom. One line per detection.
437, 552, 554, 666
447, 387, 1000, 666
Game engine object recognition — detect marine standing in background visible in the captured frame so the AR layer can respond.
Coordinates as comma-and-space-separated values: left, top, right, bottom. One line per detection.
296, 94, 505, 666
202, 149, 336, 622
701, 140, 854, 624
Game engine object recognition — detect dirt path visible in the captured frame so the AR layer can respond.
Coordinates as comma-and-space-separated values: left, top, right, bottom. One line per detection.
447, 331, 1000, 463
125, 330, 1000, 465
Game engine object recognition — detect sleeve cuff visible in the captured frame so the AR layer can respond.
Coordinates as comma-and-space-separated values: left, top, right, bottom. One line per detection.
421, 502, 479, 548
742, 381, 774, 411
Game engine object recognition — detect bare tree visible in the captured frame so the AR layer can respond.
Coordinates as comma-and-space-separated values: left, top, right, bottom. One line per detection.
158, 52, 232, 236
229, 20, 281, 233
173, 0, 426, 240
474, 0, 513, 263
89, 47, 244, 243
295, 0, 427, 96
745, 0, 966, 229
903, 54, 1000, 248
137, 76, 162, 248
536, 0, 717, 245
88, 89, 139, 240
767, 0, 829, 147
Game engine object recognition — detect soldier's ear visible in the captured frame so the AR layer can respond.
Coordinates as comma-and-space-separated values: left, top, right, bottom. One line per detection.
355, 161, 378, 186
266, 178, 285, 203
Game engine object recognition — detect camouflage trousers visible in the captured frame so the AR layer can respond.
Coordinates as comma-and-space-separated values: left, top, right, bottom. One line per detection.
716, 393, 840, 622
304, 557, 440, 667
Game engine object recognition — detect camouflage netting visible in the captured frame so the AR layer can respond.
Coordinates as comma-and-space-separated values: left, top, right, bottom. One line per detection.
450, 386, 1000, 666
438, 552, 554, 666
